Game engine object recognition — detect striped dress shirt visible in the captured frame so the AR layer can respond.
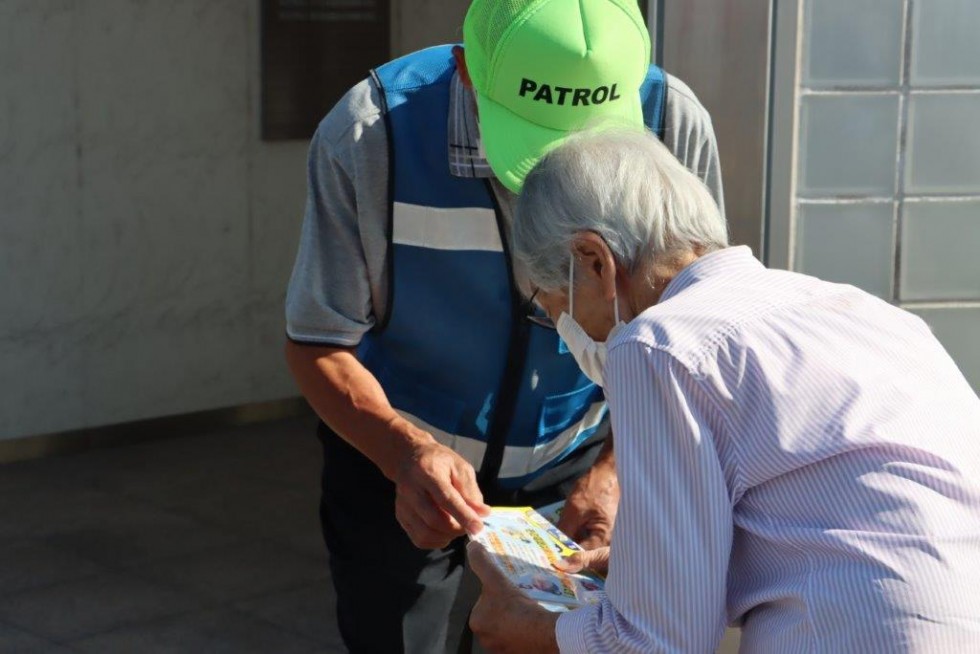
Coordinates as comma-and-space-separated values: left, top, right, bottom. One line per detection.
555, 246, 980, 653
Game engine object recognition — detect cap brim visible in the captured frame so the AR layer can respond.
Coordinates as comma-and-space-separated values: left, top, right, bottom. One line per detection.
475, 89, 644, 193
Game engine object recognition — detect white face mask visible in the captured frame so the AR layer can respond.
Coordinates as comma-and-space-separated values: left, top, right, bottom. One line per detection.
555, 255, 625, 387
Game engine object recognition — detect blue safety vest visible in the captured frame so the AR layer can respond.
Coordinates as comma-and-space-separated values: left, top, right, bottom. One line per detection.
361, 45, 666, 490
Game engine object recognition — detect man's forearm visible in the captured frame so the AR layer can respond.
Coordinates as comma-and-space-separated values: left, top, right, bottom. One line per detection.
287, 340, 490, 547
284, 340, 433, 479
556, 428, 619, 549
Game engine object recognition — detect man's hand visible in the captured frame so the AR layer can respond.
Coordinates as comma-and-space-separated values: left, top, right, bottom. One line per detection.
467, 542, 560, 654
285, 343, 490, 550
392, 440, 491, 549
557, 442, 619, 550
555, 545, 610, 577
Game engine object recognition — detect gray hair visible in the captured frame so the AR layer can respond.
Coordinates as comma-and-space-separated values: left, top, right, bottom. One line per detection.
514, 127, 728, 292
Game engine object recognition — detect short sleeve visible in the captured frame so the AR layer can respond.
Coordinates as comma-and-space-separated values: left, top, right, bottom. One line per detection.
285, 78, 390, 347
661, 74, 726, 219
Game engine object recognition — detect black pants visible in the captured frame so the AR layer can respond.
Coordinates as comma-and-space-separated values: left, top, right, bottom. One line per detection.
317, 422, 597, 654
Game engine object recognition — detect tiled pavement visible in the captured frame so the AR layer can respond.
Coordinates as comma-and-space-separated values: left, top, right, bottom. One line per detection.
0, 416, 740, 653
0, 416, 351, 653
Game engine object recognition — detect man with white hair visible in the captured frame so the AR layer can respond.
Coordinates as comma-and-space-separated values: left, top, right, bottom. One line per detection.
284, 1, 724, 651
467, 127, 980, 652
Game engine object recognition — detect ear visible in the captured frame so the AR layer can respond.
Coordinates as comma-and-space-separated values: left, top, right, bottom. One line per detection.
571, 232, 618, 302
452, 46, 473, 89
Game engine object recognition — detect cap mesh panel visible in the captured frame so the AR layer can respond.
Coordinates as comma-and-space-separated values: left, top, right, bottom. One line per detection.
464, 0, 545, 89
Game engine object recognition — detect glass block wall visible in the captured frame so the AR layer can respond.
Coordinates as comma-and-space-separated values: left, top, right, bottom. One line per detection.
793, 0, 980, 390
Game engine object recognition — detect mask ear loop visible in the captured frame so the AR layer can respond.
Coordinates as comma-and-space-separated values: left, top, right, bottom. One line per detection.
570, 251, 622, 326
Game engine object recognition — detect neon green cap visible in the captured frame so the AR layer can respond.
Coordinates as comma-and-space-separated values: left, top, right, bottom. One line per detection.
463, 0, 651, 192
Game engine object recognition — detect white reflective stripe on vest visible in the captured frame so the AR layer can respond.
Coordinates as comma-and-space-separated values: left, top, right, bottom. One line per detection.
392, 202, 502, 252
394, 409, 487, 472
396, 401, 607, 481
498, 400, 608, 480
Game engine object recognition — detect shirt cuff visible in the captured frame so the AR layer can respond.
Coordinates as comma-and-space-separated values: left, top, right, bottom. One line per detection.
284, 326, 363, 348
555, 604, 599, 654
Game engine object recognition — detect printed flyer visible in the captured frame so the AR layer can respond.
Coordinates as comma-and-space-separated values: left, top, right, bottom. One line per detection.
470, 505, 605, 612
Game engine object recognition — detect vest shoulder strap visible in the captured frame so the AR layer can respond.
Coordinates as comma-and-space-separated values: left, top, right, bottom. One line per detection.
641, 64, 668, 139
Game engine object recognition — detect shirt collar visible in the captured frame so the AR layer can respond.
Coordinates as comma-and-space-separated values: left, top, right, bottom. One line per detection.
658, 246, 762, 304
447, 72, 494, 179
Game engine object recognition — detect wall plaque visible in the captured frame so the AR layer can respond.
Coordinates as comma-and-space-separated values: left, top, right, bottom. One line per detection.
261, 0, 390, 140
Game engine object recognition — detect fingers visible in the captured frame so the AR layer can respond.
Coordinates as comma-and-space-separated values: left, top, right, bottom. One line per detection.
466, 541, 510, 588
393, 443, 490, 546
554, 546, 611, 575
553, 552, 585, 573
453, 464, 492, 516
555, 504, 612, 549
466, 543, 510, 647
578, 527, 612, 551
554, 499, 581, 532
581, 546, 611, 575
395, 494, 462, 549
428, 477, 484, 535
556, 504, 592, 545
466, 541, 492, 581
414, 489, 466, 533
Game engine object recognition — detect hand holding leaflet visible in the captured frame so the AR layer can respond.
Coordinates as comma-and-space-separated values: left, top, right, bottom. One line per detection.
468, 506, 606, 612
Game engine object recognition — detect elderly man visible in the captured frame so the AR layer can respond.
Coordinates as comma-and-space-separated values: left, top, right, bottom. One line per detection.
284, 0, 724, 651
467, 127, 980, 652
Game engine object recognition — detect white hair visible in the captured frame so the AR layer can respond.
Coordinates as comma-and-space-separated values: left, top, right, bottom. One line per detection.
514, 126, 728, 292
